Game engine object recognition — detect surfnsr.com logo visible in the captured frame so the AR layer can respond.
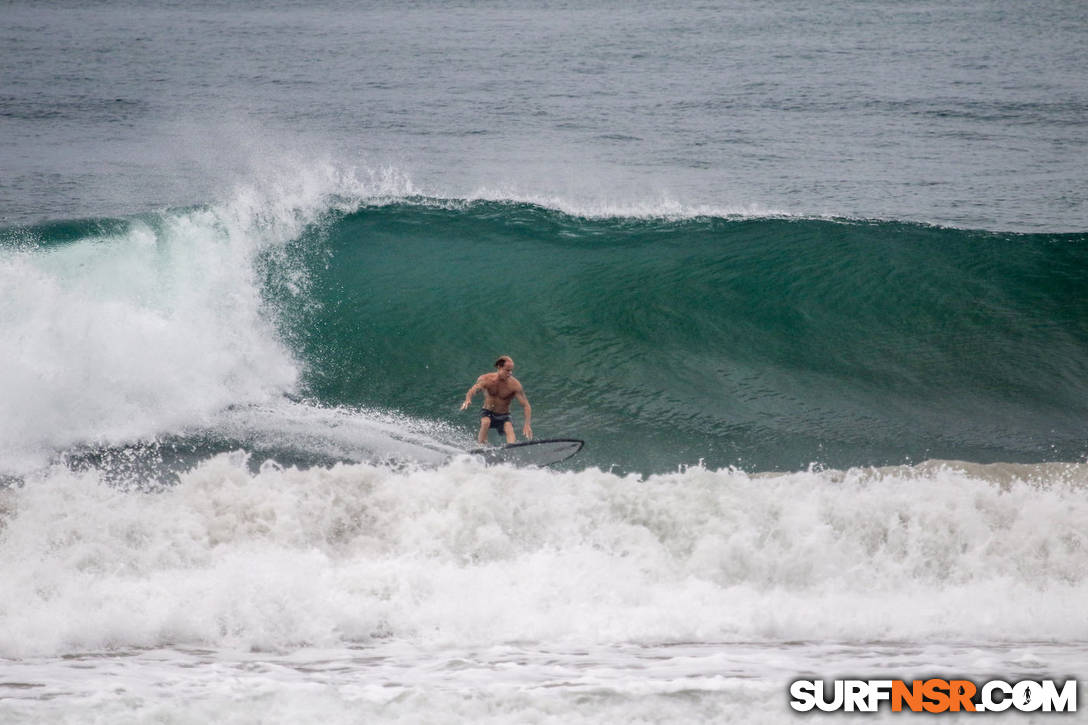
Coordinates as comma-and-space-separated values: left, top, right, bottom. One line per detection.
789, 679, 1077, 713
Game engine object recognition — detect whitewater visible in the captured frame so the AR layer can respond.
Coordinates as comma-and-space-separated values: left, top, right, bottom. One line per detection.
3, 445, 1088, 721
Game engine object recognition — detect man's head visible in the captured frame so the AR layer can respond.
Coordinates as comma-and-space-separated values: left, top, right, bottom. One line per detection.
495, 355, 515, 379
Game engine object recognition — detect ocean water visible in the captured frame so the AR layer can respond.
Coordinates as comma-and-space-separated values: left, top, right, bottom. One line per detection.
2, 0, 1087, 722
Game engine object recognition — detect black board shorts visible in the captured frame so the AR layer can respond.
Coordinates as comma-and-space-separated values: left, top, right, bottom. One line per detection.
480, 408, 512, 432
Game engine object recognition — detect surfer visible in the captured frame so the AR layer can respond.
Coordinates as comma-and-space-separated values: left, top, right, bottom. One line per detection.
460, 355, 533, 444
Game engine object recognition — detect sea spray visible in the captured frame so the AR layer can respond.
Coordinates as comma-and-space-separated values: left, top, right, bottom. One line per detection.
0, 164, 418, 475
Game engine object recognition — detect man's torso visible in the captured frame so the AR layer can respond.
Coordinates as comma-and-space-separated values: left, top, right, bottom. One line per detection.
481, 373, 519, 414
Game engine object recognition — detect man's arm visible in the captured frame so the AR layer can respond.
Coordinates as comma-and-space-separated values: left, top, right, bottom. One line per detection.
460, 375, 486, 411
516, 388, 532, 439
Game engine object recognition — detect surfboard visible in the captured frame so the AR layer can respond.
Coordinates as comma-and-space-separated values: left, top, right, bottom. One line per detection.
469, 438, 584, 467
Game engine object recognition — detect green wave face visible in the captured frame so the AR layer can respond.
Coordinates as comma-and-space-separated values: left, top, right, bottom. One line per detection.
262, 202, 1088, 472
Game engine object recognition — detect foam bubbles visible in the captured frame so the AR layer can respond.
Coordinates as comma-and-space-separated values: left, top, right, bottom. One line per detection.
1, 457, 1085, 658
0, 216, 294, 472
0, 160, 428, 474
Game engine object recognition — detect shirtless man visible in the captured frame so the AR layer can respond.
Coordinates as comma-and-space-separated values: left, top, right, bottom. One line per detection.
460, 355, 533, 444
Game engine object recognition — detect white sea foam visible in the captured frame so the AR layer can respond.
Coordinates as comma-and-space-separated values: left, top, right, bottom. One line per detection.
0, 161, 424, 474
13, 639, 1079, 724
1, 457, 1085, 660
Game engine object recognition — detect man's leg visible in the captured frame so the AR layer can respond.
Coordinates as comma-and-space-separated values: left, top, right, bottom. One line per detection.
502, 420, 516, 444
478, 417, 491, 444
